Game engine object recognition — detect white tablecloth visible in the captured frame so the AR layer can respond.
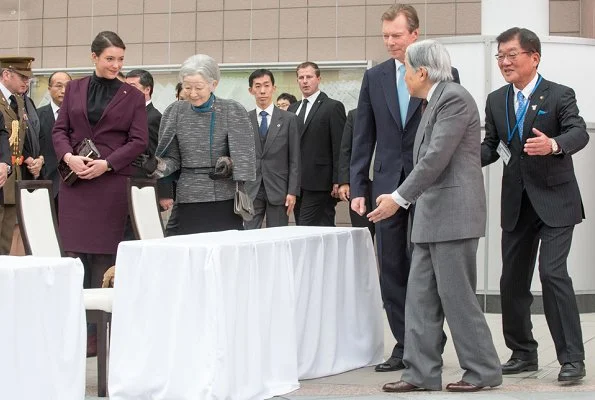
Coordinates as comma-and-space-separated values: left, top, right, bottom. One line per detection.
0, 256, 86, 400
109, 226, 383, 400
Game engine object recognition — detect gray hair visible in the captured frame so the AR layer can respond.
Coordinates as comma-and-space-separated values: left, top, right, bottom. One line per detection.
179, 54, 220, 83
405, 40, 453, 83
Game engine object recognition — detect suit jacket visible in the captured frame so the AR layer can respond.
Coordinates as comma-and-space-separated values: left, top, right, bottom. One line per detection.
351, 58, 459, 199
338, 109, 355, 185
0, 92, 42, 204
288, 91, 345, 191
481, 76, 589, 231
37, 104, 60, 197
245, 107, 301, 205
146, 102, 162, 156
0, 112, 9, 204
398, 81, 486, 243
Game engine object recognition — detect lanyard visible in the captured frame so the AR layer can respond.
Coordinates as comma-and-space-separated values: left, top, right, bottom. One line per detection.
505, 75, 542, 144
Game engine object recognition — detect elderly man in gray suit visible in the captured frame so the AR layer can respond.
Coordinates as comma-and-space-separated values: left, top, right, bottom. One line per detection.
369, 40, 502, 393
244, 69, 301, 228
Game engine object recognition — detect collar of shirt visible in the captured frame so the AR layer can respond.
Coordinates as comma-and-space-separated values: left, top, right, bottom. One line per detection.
513, 72, 539, 107
256, 103, 275, 125
298, 90, 320, 115
394, 59, 405, 80
146, 99, 152, 107
426, 82, 440, 103
50, 100, 60, 116
0, 81, 13, 104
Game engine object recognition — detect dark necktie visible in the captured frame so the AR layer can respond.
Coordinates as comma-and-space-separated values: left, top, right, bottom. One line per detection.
421, 99, 428, 114
259, 110, 268, 137
297, 99, 308, 122
9, 94, 18, 115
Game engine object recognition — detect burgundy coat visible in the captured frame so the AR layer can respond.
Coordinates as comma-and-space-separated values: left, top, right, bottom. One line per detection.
52, 76, 148, 254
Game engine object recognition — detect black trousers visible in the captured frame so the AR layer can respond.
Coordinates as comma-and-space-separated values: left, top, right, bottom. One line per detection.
501, 191, 584, 364
294, 189, 337, 226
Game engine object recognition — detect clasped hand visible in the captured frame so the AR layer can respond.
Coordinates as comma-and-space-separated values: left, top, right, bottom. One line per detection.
70, 155, 108, 180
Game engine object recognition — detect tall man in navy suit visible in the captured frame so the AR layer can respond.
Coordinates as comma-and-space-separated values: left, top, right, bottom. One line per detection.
350, 4, 459, 372
288, 62, 346, 226
482, 27, 589, 382
38, 71, 72, 204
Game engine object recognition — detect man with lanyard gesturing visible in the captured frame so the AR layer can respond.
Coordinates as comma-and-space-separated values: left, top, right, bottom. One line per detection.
481, 27, 589, 382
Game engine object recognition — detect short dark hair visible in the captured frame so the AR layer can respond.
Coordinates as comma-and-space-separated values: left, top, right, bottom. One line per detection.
381, 4, 419, 33
48, 71, 72, 86
496, 27, 541, 56
126, 69, 155, 96
277, 93, 297, 104
296, 61, 320, 77
248, 69, 275, 87
91, 31, 126, 56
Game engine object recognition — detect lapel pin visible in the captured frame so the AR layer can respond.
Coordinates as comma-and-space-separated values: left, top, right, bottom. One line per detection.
531, 105, 537, 111
539, 96, 544, 100
277, 123, 281, 127
123, 90, 127, 94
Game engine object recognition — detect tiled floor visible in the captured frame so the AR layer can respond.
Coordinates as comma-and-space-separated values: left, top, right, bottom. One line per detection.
85, 313, 595, 399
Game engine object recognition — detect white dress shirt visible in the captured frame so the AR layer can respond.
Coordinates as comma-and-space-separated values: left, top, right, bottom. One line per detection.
50, 100, 60, 120
513, 72, 539, 112
256, 103, 275, 129
295, 90, 321, 121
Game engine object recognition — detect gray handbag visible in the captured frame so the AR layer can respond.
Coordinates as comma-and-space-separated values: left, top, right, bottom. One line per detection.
234, 181, 254, 221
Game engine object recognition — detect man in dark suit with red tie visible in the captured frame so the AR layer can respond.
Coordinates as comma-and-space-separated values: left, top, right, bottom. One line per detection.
288, 61, 346, 226
482, 27, 589, 382
38, 71, 72, 205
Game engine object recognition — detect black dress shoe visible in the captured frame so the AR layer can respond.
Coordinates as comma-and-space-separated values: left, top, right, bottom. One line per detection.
502, 358, 538, 375
558, 361, 586, 382
382, 380, 422, 392
375, 356, 405, 372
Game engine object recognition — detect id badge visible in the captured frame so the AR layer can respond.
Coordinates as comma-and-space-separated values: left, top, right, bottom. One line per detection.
497, 141, 511, 165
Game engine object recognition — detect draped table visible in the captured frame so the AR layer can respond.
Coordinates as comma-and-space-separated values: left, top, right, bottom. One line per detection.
109, 226, 383, 400
0, 256, 86, 400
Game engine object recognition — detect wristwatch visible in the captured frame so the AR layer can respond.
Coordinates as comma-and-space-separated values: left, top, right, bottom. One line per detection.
550, 139, 561, 155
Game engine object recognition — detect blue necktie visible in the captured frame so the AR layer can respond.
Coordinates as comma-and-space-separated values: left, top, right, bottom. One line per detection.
397, 64, 409, 127
259, 110, 268, 137
516, 91, 527, 140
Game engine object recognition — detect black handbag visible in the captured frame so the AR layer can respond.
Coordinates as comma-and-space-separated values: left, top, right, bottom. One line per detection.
57, 138, 101, 186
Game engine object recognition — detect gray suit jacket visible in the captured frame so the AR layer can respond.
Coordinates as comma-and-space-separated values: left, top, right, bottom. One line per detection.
398, 81, 486, 243
245, 107, 301, 205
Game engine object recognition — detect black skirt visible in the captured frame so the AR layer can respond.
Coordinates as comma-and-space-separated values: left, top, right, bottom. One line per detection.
174, 200, 243, 235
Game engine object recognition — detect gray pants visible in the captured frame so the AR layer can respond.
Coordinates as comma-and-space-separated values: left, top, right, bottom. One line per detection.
244, 185, 288, 229
401, 239, 502, 390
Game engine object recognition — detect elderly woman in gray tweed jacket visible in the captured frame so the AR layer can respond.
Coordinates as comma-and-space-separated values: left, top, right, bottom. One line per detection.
154, 54, 255, 234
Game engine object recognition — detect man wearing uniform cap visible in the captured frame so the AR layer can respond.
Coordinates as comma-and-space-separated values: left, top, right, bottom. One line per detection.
0, 56, 43, 255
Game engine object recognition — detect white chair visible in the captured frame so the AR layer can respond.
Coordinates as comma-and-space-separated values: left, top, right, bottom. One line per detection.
16, 180, 62, 257
16, 180, 112, 397
127, 177, 164, 239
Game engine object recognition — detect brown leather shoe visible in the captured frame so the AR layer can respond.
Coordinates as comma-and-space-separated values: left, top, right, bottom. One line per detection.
445, 380, 484, 392
382, 380, 421, 392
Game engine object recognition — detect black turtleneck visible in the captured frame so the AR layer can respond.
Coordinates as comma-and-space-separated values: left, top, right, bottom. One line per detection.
87, 73, 123, 126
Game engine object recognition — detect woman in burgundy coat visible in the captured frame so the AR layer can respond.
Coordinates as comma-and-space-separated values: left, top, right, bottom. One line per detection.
52, 31, 148, 291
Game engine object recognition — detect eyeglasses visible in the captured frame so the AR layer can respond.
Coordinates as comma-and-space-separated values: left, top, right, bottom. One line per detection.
495, 51, 532, 62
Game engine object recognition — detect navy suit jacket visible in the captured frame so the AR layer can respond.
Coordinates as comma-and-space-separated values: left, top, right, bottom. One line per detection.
351, 58, 459, 199
37, 104, 60, 197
